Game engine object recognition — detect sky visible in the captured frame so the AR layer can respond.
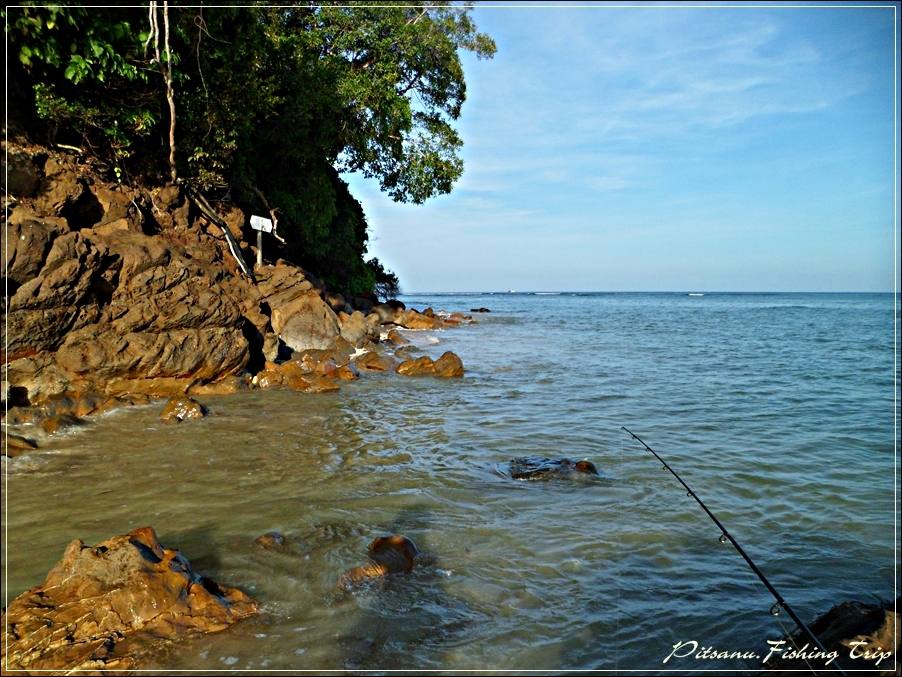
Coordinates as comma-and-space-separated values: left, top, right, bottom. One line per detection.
343, 2, 899, 293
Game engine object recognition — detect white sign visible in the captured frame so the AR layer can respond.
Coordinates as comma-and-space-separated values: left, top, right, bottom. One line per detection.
250, 215, 274, 233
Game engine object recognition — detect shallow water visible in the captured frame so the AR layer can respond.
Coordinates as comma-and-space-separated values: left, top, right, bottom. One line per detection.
2, 292, 898, 671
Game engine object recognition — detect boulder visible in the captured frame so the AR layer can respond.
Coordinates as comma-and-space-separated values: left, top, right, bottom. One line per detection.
395, 309, 441, 330
3, 434, 39, 458
386, 328, 409, 345
272, 291, 341, 353
159, 396, 207, 423
353, 351, 398, 373
434, 351, 465, 378
338, 310, 370, 347
396, 355, 436, 377
0, 527, 258, 672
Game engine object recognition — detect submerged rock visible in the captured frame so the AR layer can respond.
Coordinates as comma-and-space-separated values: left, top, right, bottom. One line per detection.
3, 433, 39, 457
0, 526, 258, 673
509, 457, 599, 481
159, 396, 207, 423
254, 531, 290, 551
338, 535, 424, 589
470, 307, 491, 313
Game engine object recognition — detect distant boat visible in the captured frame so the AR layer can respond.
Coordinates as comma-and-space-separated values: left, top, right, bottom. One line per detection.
688, 293, 704, 297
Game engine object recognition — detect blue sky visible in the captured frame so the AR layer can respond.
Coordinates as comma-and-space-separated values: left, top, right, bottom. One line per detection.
344, 3, 899, 292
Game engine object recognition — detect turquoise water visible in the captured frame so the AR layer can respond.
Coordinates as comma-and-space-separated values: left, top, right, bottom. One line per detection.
2, 292, 898, 671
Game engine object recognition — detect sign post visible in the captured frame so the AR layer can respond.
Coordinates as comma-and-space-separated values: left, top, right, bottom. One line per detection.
250, 215, 274, 268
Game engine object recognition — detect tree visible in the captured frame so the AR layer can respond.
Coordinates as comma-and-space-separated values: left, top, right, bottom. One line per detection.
5, 2, 496, 296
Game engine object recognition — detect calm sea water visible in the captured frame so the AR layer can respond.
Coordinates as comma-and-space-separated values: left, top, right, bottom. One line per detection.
2, 292, 898, 671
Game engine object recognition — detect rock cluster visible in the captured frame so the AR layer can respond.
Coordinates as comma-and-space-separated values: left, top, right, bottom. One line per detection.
3, 143, 473, 457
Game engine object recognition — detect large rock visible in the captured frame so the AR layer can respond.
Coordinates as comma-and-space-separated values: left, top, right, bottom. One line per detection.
395, 309, 442, 330
434, 351, 465, 378
338, 310, 375, 347
0, 527, 258, 673
272, 291, 342, 353
396, 355, 436, 376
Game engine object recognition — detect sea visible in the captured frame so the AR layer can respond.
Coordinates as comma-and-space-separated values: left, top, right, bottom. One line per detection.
2, 291, 898, 671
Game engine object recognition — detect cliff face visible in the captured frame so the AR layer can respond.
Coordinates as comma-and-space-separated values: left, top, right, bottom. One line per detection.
2, 142, 374, 405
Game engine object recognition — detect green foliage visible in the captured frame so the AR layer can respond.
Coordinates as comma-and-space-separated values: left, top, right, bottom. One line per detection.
5, 2, 495, 295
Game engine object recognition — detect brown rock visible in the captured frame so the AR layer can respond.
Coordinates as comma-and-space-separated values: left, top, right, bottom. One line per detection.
354, 351, 398, 373
3, 215, 66, 288
188, 375, 251, 397
159, 396, 207, 423
434, 351, 465, 378
336, 363, 360, 381
3, 434, 39, 458
33, 157, 81, 216
386, 328, 409, 345
395, 309, 441, 330
41, 413, 85, 435
3, 146, 44, 197
254, 367, 284, 389
338, 535, 423, 589
396, 355, 436, 377
338, 310, 371, 347
271, 291, 342, 353
254, 531, 289, 550
0, 526, 258, 672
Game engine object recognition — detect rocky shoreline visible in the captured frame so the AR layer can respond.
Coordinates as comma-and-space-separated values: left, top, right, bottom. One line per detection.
3, 142, 473, 457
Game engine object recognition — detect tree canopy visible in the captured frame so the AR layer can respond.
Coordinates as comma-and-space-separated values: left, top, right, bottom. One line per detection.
6, 2, 495, 297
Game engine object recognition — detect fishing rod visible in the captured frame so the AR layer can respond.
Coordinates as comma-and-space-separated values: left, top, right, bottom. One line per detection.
621, 426, 846, 676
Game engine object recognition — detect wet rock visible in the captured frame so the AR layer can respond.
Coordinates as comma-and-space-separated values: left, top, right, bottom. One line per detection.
765, 598, 898, 673
0, 526, 258, 672
336, 363, 361, 381
434, 351, 464, 378
41, 413, 85, 435
159, 396, 207, 423
509, 457, 599, 481
354, 351, 398, 373
396, 355, 436, 377
188, 375, 251, 397
422, 307, 435, 318
254, 531, 291, 551
386, 328, 409, 345
394, 345, 420, 360
395, 309, 441, 330
338, 535, 423, 589
470, 307, 491, 313
3, 434, 39, 457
